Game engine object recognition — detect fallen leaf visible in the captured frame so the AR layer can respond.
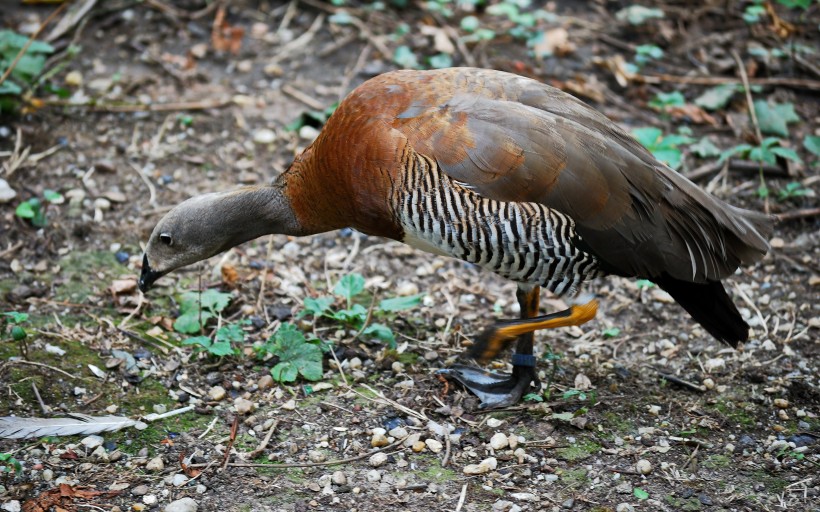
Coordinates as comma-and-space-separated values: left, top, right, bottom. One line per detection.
665, 104, 718, 126
221, 264, 239, 287
109, 278, 137, 295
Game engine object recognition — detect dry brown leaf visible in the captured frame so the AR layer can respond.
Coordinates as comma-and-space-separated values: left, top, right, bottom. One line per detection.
532, 27, 574, 59
109, 278, 137, 295
666, 104, 718, 126
212, 5, 245, 54
221, 263, 239, 287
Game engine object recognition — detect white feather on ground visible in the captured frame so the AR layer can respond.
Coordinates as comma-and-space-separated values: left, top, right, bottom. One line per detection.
0, 414, 146, 439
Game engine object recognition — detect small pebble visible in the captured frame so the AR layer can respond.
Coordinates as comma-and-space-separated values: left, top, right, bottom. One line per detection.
365, 470, 381, 482
489, 432, 509, 450
81, 435, 104, 450
164, 497, 198, 512
145, 456, 164, 472
425, 439, 443, 453
308, 451, 326, 463
331, 471, 347, 485
636, 459, 652, 475
411, 441, 426, 452
616, 504, 635, 512
774, 398, 789, 409
369, 452, 388, 467
561, 497, 575, 509
142, 495, 158, 505
234, 397, 254, 414
486, 418, 504, 428
463, 457, 497, 475
172, 474, 188, 487
131, 485, 149, 496
207, 386, 226, 401
252, 128, 276, 144
389, 427, 408, 438
281, 399, 296, 410
703, 378, 715, 390
647, 405, 661, 416
257, 375, 274, 390
371, 433, 389, 447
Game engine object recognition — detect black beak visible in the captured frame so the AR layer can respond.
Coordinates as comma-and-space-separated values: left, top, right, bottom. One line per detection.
138, 253, 164, 293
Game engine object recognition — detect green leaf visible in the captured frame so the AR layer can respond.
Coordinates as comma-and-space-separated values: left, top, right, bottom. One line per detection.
803, 135, 820, 157
615, 5, 665, 25
11, 54, 46, 80
632, 127, 663, 149
718, 143, 753, 163
649, 91, 685, 110
523, 393, 544, 402
551, 412, 574, 421
754, 100, 800, 137
460, 15, 480, 32
200, 289, 232, 314
15, 200, 37, 219
428, 53, 453, 69
635, 279, 655, 289
378, 294, 424, 312
0, 80, 22, 95
216, 324, 245, 344
0, 30, 54, 54
267, 323, 323, 382
689, 137, 721, 158
331, 304, 368, 323
362, 323, 396, 348
43, 189, 62, 202
393, 45, 419, 69
602, 327, 621, 338
634, 488, 649, 500
694, 84, 736, 111
768, 146, 802, 163
11, 325, 26, 341
182, 335, 212, 348
299, 296, 335, 318
652, 148, 684, 170
207, 340, 236, 357
174, 310, 213, 334
776, 0, 811, 9
333, 274, 365, 301
3, 312, 29, 323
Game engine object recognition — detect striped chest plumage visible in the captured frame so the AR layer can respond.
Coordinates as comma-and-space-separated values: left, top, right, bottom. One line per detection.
394, 154, 601, 296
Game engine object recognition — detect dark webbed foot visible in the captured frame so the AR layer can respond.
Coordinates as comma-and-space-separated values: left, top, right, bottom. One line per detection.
437, 361, 538, 409
438, 286, 598, 409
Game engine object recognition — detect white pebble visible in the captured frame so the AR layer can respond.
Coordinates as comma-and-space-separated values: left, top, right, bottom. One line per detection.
164, 497, 198, 512
369, 452, 388, 467
463, 457, 497, 475
486, 418, 504, 428
425, 439, 443, 453
365, 469, 381, 482
489, 432, 509, 450
636, 459, 652, 475
145, 456, 164, 472
143, 495, 158, 505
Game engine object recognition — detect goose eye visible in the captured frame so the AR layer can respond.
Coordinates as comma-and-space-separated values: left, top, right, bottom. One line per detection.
159, 233, 173, 246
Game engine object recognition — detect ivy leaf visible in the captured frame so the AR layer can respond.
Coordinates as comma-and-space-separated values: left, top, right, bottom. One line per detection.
331, 304, 368, 323
182, 336, 212, 349
363, 323, 396, 348
602, 327, 621, 338
207, 340, 236, 357
378, 294, 424, 312
634, 488, 649, 500
2, 312, 29, 323
174, 311, 213, 334
299, 296, 335, 318
754, 100, 800, 137
200, 289, 232, 314
15, 199, 37, 219
393, 46, 419, 69
268, 323, 323, 382
694, 84, 736, 111
803, 135, 820, 157
768, 146, 801, 163
216, 324, 245, 344
333, 274, 365, 301
689, 137, 721, 158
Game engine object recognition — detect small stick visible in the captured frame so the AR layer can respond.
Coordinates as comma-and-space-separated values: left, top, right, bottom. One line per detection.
142, 405, 195, 422
686, 159, 787, 182
329, 345, 349, 387
0, 242, 24, 259
733, 283, 768, 337
731, 50, 762, 144
188, 436, 408, 469
282, 84, 327, 111
198, 416, 219, 440
129, 162, 157, 207
10, 360, 84, 381
776, 207, 820, 222
31, 382, 50, 414
442, 428, 452, 467
222, 416, 240, 470
42, 97, 233, 112
454, 483, 468, 512
655, 370, 706, 393
633, 73, 820, 91
247, 420, 279, 459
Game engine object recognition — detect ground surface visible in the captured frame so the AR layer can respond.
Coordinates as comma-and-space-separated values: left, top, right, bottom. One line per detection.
0, 1, 818, 511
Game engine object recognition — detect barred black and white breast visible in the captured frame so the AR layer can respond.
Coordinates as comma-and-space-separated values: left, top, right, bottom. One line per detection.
394, 153, 602, 296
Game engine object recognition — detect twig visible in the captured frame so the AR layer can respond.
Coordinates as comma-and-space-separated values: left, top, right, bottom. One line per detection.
633, 73, 820, 91
655, 370, 706, 393
442, 428, 452, 467
350, 292, 378, 343
142, 405, 195, 422
129, 162, 157, 207
42, 97, 233, 112
9, 360, 85, 381
732, 283, 769, 337
330, 344, 349, 387
0, 2, 70, 88
282, 84, 327, 111
731, 50, 762, 144
118, 291, 144, 329
454, 483, 468, 512
776, 207, 820, 222
269, 13, 325, 65
686, 159, 788, 182
198, 416, 219, 440
189, 436, 408, 469
222, 416, 240, 470
356, 384, 428, 421
0, 242, 24, 259
246, 420, 279, 459
31, 382, 50, 414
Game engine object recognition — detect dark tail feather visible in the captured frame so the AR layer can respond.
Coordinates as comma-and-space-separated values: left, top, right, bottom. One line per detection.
654, 275, 748, 347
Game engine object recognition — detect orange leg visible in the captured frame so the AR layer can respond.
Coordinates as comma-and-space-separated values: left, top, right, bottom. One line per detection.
440, 285, 598, 409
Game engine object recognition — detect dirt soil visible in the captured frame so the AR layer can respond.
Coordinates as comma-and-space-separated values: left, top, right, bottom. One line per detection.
1, 1, 818, 511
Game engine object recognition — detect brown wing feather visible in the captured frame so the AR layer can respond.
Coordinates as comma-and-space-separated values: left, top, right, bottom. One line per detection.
360, 68, 771, 282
